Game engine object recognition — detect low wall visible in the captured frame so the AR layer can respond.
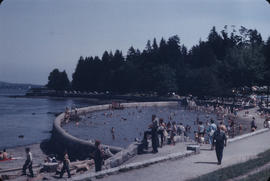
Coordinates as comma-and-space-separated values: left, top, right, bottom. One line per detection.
51, 101, 179, 160
105, 134, 193, 169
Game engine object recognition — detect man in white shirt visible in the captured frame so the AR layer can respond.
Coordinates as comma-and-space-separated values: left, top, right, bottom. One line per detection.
22, 147, 34, 177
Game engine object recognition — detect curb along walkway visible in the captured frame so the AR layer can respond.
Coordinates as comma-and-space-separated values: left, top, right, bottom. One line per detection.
79, 128, 270, 181
72, 141, 196, 181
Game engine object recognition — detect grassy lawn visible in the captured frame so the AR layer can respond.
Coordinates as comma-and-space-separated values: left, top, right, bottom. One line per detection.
188, 149, 270, 181
240, 168, 270, 181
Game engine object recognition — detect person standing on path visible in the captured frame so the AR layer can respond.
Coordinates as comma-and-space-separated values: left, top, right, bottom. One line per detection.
94, 140, 104, 172
207, 119, 217, 149
251, 117, 257, 132
151, 115, 159, 153
59, 152, 71, 178
157, 118, 165, 148
22, 147, 34, 177
212, 126, 227, 165
198, 121, 205, 144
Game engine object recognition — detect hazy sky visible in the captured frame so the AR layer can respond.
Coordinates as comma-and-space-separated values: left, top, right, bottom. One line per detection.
0, 0, 269, 85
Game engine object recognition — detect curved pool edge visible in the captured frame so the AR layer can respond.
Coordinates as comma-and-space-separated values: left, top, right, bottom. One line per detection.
51, 101, 179, 160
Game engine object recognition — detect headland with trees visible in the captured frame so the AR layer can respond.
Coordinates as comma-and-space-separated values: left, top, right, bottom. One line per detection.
46, 26, 270, 97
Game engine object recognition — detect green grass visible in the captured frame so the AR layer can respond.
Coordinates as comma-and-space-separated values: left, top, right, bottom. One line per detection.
240, 168, 270, 181
189, 149, 270, 181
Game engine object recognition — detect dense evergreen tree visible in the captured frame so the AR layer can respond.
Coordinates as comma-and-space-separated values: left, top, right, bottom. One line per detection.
263, 37, 270, 85
47, 69, 70, 90
49, 26, 270, 96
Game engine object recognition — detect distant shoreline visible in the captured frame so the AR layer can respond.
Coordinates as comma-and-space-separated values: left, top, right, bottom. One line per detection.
7, 94, 182, 103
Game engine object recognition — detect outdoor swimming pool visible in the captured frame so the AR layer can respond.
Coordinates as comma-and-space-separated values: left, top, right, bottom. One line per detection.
62, 105, 218, 148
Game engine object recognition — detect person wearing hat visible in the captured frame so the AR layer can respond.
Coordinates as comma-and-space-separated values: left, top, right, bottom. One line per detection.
212, 125, 227, 165
93, 140, 104, 172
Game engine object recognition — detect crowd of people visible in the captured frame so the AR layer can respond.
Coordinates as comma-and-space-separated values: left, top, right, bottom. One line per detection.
63, 106, 84, 126
138, 114, 192, 154
135, 97, 270, 165
135, 112, 230, 164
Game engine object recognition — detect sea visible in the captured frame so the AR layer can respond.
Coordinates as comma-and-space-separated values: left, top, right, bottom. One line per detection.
0, 89, 104, 149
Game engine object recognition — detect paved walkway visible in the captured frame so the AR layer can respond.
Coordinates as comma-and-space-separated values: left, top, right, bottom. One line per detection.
97, 130, 270, 181
125, 141, 194, 165
237, 107, 265, 129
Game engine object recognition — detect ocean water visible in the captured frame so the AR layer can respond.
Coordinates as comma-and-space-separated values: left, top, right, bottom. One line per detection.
0, 89, 103, 149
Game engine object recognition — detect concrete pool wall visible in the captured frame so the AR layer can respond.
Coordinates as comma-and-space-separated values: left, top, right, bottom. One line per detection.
51, 101, 179, 160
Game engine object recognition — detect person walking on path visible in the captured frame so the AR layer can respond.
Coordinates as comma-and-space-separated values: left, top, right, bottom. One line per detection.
94, 140, 104, 172
59, 152, 71, 178
212, 126, 227, 165
22, 147, 34, 177
207, 119, 217, 149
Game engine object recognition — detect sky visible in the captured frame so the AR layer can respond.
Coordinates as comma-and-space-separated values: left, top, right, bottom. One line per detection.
0, 0, 269, 85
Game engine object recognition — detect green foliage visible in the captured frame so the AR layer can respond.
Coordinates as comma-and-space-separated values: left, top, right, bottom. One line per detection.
152, 65, 178, 96
47, 69, 70, 90
48, 26, 270, 96
241, 168, 270, 181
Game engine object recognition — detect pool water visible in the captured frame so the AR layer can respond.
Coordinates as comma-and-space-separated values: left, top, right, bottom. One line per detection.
62, 105, 217, 148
